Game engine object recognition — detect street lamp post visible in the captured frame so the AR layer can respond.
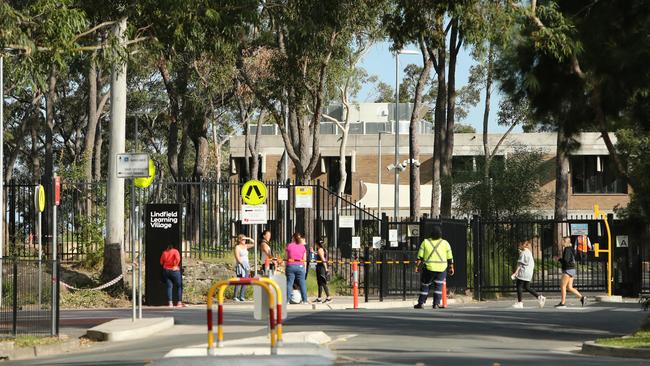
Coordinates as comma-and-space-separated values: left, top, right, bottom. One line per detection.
394, 50, 419, 219
377, 131, 390, 234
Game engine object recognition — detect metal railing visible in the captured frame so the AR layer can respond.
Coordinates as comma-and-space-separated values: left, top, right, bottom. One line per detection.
0, 258, 59, 337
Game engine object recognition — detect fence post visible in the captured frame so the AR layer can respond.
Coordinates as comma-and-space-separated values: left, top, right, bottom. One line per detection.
472, 215, 481, 301
379, 250, 384, 302
12, 259, 17, 336
364, 246, 369, 303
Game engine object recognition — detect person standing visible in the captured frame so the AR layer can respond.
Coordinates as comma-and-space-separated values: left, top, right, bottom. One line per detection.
285, 233, 309, 304
556, 236, 587, 308
314, 238, 332, 303
511, 240, 546, 308
160, 244, 185, 308
233, 234, 253, 302
414, 226, 454, 309
260, 229, 276, 274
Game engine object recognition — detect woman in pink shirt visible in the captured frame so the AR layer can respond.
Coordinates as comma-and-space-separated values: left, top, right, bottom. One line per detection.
285, 232, 308, 304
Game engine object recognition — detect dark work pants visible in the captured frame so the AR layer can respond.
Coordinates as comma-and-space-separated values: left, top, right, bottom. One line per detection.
516, 279, 539, 302
417, 269, 446, 306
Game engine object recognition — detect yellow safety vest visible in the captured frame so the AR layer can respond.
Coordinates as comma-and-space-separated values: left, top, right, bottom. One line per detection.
417, 238, 453, 272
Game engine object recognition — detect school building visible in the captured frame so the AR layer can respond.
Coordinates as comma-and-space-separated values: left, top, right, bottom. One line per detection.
229, 103, 630, 218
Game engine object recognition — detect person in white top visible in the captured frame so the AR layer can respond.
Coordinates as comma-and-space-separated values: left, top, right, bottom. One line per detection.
511, 240, 546, 308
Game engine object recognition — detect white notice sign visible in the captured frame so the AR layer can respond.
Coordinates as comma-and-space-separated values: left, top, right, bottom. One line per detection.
390, 241, 398, 248
116, 153, 150, 178
278, 188, 289, 201
388, 229, 398, 242
372, 236, 382, 249
295, 186, 313, 208
339, 215, 355, 229
352, 236, 361, 249
616, 235, 628, 248
241, 204, 268, 225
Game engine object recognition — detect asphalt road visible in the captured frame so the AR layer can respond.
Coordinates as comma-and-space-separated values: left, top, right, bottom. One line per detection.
5, 300, 649, 366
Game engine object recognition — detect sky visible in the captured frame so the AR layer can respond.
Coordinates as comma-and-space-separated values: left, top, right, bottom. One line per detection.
357, 41, 517, 134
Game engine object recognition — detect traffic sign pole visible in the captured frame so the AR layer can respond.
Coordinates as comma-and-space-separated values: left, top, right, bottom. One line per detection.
240, 180, 269, 277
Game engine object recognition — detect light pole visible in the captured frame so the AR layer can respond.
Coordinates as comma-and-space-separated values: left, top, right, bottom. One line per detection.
377, 130, 390, 233
1, 55, 4, 307
394, 50, 419, 219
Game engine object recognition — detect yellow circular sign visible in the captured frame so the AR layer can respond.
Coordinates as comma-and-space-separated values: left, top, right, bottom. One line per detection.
37, 184, 45, 212
134, 159, 156, 188
241, 180, 267, 205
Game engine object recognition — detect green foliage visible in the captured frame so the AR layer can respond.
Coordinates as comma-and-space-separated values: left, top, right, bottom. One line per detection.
0, 336, 63, 348
77, 215, 105, 271
454, 149, 550, 220
60, 288, 130, 309
614, 129, 650, 223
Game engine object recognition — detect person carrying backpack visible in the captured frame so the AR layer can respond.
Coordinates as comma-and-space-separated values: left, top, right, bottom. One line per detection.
556, 236, 587, 308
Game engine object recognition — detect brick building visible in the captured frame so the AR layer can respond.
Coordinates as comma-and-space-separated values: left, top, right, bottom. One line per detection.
229, 103, 629, 217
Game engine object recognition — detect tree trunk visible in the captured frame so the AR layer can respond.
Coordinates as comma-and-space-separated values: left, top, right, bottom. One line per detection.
159, 60, 181, 181
84, 59, 99, 216
482, 45, 494, 218
408, 42, 432, 220
93, 121, 103, 181
44, 66, 57, 183
103, 18, 127, 284
441, 19, 460, 218
554, 125, 570, 256
431, 39, 446, 218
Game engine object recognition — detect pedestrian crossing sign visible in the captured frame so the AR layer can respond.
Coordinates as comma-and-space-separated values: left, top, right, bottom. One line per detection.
241, 180, 267, 206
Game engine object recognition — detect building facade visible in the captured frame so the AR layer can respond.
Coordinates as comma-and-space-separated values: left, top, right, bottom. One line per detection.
229, 103, 629, 217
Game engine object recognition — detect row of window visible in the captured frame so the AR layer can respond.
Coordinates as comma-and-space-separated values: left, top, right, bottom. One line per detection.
232, 155, 628, 195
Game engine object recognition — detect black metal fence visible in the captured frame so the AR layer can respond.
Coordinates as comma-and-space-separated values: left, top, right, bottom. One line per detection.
0, 258, 58, 337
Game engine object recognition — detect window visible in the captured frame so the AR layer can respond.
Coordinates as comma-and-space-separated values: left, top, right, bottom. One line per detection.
325, 157, 352, 194
571, 155, 627, 194
231, 156, 264, 180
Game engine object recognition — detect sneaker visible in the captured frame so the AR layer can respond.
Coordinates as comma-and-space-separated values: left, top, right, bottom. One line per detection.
323, 298, 333, 304
233, 298, 242, 302
413, 303, 424, 309
538, 295, 546, 308
313, 298, 322, 303
581, 296, 587, 307
238, 297, 246, 302
168, 302, 174, 308
554, 302, 566, 308
433, 304, 442, 309
175, 302, 187, 308
512, 302, 523, 309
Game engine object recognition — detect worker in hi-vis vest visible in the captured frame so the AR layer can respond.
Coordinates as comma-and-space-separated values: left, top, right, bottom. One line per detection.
414, 225, 454, 309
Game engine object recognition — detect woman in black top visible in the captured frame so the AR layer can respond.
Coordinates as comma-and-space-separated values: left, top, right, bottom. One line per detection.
314, 238, 332, 303
556, 236, 586, 308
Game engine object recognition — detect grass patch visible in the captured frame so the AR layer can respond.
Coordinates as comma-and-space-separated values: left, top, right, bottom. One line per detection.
596, 317, 650, 349
305, 269, 347, 297
0, 336, 63, 348
60, 289, 130, 309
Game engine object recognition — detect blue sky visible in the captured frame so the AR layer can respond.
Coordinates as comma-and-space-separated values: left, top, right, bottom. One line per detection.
357, 41, 516, 133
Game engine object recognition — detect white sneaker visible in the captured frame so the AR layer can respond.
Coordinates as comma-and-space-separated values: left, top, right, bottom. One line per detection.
512, 302, 523, 309
538, 295, 546, 308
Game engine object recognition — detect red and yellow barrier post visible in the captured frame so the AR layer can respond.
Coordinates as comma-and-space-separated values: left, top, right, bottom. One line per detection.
206, 277, 278, 355
257, 277, 283, 345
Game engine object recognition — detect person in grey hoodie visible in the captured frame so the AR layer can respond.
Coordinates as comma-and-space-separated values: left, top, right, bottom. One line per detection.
511, 240, 546, 308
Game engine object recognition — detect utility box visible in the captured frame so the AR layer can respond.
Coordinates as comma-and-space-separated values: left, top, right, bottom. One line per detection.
254, 273, 288, 320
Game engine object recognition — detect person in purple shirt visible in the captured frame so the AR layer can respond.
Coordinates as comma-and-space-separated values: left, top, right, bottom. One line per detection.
285, 232, 309, 304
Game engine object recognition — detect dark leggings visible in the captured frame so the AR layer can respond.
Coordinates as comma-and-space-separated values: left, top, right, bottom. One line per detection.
516, 279, 539, 302
317, 266, 330, 298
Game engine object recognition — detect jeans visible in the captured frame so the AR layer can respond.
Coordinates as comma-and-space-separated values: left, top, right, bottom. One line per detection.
163, 269, 182, 303
417, 269, 446, 306
234, 273, 248, 300
516, 279, 539, 302
286, 265, 308, 303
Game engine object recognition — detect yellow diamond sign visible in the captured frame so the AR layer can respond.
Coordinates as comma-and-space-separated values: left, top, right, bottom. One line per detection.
241, 180, 267, 206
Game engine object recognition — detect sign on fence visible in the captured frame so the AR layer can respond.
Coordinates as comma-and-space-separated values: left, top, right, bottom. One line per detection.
339, 215, 355, 229
278, 187, 289, 201
116, 153, 150, 178
570, 223, 589, 236
242, 204, 268, 225
372, 236, 382, 249
352, 236, 361, 249
616, 235, 628, 248
295, 186, 313, 208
